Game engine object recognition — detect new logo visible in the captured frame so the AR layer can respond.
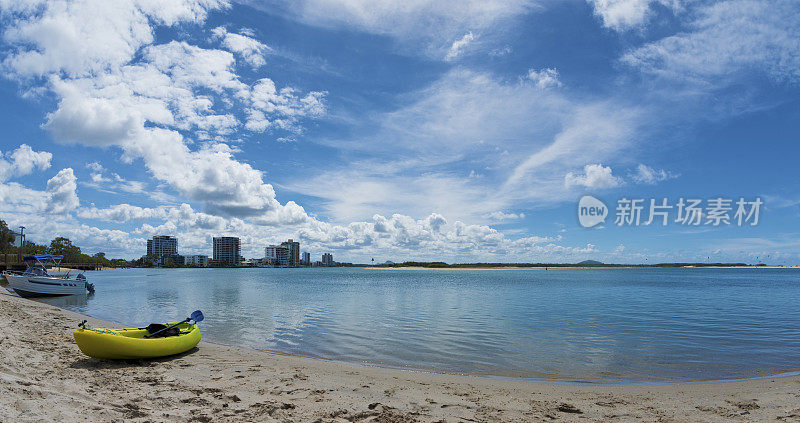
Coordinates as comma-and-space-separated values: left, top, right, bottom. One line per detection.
578, 195, 607, 228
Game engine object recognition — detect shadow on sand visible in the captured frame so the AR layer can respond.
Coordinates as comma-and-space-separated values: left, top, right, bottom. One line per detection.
69, 347, 200, 370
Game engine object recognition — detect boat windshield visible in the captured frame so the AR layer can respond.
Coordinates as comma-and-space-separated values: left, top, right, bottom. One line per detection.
22, 254, 63, 277
23, 266, 50, 277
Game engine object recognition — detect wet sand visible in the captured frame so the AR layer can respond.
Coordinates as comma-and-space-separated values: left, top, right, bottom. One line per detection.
2, 291, 800, 422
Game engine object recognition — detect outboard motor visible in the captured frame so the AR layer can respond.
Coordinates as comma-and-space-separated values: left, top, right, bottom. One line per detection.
77, 274, 94, 293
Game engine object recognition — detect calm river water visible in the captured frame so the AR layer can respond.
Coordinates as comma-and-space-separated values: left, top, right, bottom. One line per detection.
37, 267, 800, 383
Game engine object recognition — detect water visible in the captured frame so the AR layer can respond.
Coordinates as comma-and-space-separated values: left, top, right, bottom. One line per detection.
37, 267, 800, 383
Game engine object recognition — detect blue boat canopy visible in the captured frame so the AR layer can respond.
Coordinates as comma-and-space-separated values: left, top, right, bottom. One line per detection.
23, 254, 63, 261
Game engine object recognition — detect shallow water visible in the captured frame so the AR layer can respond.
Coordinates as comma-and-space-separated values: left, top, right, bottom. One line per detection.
37, 267, 800, 383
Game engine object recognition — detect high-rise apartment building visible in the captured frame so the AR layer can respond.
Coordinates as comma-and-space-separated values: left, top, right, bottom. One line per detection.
146, 235, 178, 266
322, 253, 334, 267
264, 245, 291, 267
213, 237, 240, 266
281, 239, 300, 266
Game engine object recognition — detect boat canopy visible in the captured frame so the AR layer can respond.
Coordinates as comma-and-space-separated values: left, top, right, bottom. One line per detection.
23, 254, 64, 261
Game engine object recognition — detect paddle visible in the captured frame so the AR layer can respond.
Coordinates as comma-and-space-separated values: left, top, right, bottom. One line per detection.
144, 310, 204, 339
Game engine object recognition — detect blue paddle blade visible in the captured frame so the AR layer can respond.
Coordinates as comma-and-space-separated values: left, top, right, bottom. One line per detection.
190, 310, 204, 322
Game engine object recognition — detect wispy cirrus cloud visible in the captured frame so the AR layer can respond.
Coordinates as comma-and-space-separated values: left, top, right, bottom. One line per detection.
622, 0, 800, 86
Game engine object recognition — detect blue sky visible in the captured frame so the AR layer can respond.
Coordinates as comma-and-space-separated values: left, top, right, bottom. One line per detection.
0, 0, 798, 264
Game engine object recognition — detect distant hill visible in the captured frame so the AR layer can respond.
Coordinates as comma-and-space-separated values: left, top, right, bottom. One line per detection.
577, 260, 604, 265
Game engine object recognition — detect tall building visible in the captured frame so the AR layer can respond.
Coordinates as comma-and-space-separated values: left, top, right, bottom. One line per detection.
322, 253, 334, 267
146, 235, 178, 266
280, 239, 300, 266
264, 245, 291, 267
213, 237, 240, 266
301, 252, 311, 266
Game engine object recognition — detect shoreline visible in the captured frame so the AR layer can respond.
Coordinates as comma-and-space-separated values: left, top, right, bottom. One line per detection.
366, 265, 796, 271
3, 294, 800, 421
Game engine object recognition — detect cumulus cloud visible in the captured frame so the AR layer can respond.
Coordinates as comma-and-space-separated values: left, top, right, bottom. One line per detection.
0, 0, 628, 262
586, 0, 675, 31
629, 164, 677, 184
445, 32, 476, 61
212, 26, 271, 67
78, 204, 168, 222
527, 68, 562, 89
45, 168, 80, 214
0, 144, 52, 182
564, 164, 622, 189
2, 0, 326, 222
1, 0, 229, 78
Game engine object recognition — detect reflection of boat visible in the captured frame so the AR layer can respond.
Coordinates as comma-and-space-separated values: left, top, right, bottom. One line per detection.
3, 254, 94, 298
39, 291, 93, 307
74, 322, 201, 359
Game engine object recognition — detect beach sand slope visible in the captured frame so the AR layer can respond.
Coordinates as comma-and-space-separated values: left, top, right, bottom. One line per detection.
1, 292, 799, 422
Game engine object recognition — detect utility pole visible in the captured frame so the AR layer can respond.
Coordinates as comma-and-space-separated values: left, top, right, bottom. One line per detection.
18, 226, 24, 257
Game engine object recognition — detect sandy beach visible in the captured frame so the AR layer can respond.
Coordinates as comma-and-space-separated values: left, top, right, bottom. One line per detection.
2, 292, 800, 422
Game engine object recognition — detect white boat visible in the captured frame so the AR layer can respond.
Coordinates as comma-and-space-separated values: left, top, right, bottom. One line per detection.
3, 254, 94, 298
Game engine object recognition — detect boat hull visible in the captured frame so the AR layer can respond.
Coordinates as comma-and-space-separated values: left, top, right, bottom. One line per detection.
5, 274, 87, 297
73, 322, 201, 359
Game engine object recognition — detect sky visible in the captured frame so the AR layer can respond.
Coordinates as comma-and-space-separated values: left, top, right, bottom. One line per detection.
0, 0, 798, 264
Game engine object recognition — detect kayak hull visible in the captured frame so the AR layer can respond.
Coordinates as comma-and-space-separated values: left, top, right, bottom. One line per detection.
73, 322, 201, 359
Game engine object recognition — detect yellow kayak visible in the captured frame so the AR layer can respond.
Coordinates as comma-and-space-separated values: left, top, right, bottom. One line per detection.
73, 322, 201, 359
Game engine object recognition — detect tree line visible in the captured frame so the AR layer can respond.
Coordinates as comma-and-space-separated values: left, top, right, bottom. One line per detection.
0, 219, 127, 267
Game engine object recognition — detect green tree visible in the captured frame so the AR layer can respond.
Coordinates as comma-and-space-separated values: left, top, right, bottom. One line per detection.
0, 219, 15, 252
48, 237, 82, 262
22, 241, 48, 255
91, 252, 112, 267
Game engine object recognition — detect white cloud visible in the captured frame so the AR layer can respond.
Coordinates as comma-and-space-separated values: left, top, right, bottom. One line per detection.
0, 144, 52, 182
78, 204, 168, 222
587, 0, 675, 31
484, 211, 525, 221
246, 78, 326, 132
244, 0, 536, 47
83, 162, 147, 194
45, 168, 79, 214
1, 0, 229, 78
300, 69, 639, 225
445, 32, 476, 61
3, 0, 326, 223
564, 164, 622, 189
622, 0, 800, 85
212, 26, 271, 68
630, 164, 677, 184
0, 0, 652, 262
527, 68, 562, 89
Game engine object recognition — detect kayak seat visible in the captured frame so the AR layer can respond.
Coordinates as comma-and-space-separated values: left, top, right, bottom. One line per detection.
145, 323, 180, 338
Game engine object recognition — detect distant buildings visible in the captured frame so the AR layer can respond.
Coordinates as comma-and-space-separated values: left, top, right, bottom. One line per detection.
146, 235, 179, 266
185, 255, 209, 267
264, 244, 291, 267
213, 237, 241, 266
281, 239, 300, 266
142, 234, 334, 268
